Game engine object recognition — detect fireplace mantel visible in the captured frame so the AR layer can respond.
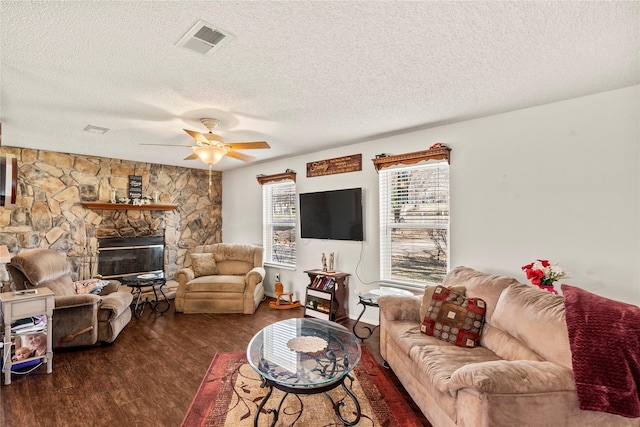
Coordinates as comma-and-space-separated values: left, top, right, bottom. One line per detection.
82, 202, 178, 211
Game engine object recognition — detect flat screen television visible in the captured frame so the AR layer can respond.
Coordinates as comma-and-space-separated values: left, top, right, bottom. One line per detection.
299, 187, 363, 241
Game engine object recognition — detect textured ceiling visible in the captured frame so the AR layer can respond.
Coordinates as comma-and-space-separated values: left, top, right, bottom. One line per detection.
1, 1, 638, 171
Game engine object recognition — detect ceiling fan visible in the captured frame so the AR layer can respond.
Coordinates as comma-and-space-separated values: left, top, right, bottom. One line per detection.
142, 118, 270, 192
142, 118, 270, 165
182, 118, 270, 164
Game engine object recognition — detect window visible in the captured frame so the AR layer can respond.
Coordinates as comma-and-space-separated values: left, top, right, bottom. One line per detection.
379, 161, 449, 286
262, 180, 296, 267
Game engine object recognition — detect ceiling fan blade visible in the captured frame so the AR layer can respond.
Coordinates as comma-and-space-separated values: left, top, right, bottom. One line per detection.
183, 129, 210, 145
140, 143, 192, 147
183, 152, 199, 160
226, 141, 270, 150
226, 150, 256, 162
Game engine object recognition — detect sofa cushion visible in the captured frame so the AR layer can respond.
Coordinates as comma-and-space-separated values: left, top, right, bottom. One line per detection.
421, 286, 487, 348
480, 323, 544, 362
442, 266, 520, 323
190, 253, 218, 277
386, 322, 450, 355
449, 359, 575, 395
9, 248, 72, 285
9, 248, 76, 296
379, 295, 422, 322
420, 284, 467, 323
187, 275, 246, 293
215, 260, 255, 276
410, 340, 502, 396
213, 243, 262, 264
97, 291, 134, 322
492, 283, 571, 368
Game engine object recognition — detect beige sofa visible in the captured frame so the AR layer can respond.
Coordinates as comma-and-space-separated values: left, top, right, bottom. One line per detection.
174, 243, 265, 314
378, 266, 640, 427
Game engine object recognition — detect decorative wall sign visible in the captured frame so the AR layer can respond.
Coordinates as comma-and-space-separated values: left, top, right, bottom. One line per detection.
128, 175, 143, 200
306, 154, 362, 177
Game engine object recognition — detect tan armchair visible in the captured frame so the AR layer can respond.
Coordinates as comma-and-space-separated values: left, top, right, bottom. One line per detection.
7, 249, 133, 348
175, 243, 265, 314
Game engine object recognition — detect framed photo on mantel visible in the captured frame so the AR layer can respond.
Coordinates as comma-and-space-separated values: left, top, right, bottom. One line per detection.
128, 175, 142, 200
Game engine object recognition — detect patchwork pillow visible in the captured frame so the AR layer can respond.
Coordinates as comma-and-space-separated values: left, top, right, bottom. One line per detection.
191, 253, 217, 277
419, 284, 467, 323
74, 279, 110, 295
421, 285, 486, 348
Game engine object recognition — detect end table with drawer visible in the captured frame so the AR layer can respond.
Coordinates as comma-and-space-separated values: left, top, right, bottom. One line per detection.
0, 288, 55, 385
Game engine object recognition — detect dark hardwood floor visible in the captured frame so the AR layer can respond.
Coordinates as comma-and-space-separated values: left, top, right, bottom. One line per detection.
0, 298, 428, 427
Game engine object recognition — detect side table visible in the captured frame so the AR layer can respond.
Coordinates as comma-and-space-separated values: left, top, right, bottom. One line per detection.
352, 293, 380, 341
121, 274, 171, 318
353, 287, 417, 341
0, 288, 55, 385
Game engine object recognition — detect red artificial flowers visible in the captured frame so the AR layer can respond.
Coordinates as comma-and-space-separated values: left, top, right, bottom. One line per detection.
521, 259, 565, 294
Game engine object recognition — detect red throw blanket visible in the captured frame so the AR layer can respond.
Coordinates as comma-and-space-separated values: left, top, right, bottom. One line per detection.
562, 284, 640, 418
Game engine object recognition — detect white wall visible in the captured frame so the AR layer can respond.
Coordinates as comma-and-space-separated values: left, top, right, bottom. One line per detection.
223, 85, 640, 324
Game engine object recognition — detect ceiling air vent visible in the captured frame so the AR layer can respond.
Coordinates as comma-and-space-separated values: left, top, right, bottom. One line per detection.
176, 19, 234, 55
84, 125, 110, 134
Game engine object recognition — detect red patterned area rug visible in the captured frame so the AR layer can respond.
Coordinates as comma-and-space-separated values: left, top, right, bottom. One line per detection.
181, 346, 424, 426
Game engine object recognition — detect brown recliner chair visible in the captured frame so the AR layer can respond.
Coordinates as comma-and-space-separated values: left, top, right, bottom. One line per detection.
7, 248, 133, 348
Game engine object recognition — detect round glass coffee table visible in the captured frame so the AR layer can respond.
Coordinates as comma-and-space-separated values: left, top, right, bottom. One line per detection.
247, 318, 362, 426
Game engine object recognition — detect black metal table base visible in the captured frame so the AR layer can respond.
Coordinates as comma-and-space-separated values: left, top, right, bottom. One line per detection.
130, 281, 171, 318
254, 374, 361, 427
352, 300, 379, 341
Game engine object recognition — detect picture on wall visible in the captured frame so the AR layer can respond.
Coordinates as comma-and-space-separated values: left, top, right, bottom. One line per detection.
128, 175, 142, 200
0, 153, 17, 207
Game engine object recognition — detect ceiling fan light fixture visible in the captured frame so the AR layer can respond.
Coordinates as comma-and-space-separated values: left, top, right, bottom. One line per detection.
194, 145, 228, 165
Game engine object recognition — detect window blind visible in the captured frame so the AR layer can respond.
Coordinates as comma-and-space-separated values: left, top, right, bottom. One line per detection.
379, 161, 449, 286
263, 180, 296, 266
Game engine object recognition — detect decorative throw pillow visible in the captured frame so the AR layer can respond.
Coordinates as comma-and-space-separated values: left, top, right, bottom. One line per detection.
420, 284, 467, 323
421, 285, 486, 348
191, 253, 217, 277
74, 279, 110, 295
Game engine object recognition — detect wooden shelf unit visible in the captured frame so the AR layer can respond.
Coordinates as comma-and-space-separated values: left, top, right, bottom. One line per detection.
82, 202, 178, 211
303, 270, 349, 322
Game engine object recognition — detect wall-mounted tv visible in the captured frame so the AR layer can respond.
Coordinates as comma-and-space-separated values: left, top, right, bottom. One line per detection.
299, 187, 363, 241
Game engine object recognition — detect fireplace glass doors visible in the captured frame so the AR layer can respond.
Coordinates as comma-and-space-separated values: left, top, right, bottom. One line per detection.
97, 236, 164, 279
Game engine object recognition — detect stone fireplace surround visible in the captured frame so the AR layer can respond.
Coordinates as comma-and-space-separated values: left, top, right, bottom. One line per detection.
0, 147, 223, 284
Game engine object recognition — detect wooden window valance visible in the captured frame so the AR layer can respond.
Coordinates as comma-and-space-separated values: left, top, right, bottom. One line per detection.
256, 170, 296, 185
372, 145, 451, 172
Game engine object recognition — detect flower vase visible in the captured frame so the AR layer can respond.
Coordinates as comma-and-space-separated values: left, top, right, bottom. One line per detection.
538, 285, 558, 295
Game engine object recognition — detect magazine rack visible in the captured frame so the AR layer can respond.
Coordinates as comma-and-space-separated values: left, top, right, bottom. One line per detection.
0, 288, 55, 385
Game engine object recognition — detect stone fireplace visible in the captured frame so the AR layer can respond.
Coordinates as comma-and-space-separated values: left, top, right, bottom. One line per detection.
0, 147, 223, 283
